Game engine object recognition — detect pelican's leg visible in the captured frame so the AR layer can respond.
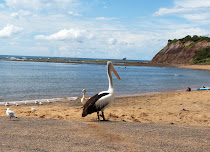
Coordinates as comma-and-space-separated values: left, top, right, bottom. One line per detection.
102, 111, 106, 121
97, 112, 100, 121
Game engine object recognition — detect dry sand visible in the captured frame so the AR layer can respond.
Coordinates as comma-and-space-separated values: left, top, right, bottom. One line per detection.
1, 90, 209, 127
177, 64, 210, 70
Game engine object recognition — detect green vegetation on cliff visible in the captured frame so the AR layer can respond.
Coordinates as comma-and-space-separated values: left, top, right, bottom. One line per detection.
194, 47, 210, 64
168, 35, 210, 45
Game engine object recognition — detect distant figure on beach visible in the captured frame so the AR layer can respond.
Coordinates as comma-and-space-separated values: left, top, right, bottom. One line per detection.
186, 87, 191, 91
81, 89, 87, 105
203, 86, 205, 88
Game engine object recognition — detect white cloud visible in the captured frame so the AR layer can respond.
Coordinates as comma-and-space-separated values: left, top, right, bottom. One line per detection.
154, 0, 210, 16
167, 28, 209, 39
68, 11, 82, 17
5, 0, 79, 13
35, 28, 93, 43
96, 17, 118, 21
10, 10, 31, 19
154, 8, 189, 16
175, 0, 210, 8
0, 3, 5, 8
0, 24, 23, 38
108, 38, 117, 45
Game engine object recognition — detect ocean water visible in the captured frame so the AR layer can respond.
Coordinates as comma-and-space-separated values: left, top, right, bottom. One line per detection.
0, 60, 210, 101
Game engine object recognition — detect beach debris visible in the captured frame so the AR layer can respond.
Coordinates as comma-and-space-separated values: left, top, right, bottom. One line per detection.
35, 101, 39, 104
81, 89, 87, 105
31, 107, 38, 111
6, 108, 18, 119
182, 108, 189, 112
5, 102, 9, 106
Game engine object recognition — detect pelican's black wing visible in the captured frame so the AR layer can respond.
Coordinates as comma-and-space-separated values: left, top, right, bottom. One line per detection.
82, 93, 109, 117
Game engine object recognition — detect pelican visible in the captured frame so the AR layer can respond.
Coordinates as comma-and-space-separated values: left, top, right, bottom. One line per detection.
6, 108, 18, 119
82, 61, 120, 121
81, 89, 87, 105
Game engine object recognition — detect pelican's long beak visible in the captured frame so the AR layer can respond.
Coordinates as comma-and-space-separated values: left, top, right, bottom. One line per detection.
112, 65, 120, 80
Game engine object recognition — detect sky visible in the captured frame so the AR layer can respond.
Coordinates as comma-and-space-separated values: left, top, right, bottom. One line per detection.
0, 0, 210, 60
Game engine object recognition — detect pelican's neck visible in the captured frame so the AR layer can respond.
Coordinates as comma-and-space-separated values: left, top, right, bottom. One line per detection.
108, 67, 114, 91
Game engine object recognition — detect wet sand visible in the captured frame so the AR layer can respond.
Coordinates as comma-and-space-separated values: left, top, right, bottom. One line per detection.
0, 90, 209, 151
0, 117, 209, 151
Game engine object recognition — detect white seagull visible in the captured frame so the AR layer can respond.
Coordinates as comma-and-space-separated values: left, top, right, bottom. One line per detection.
35, 101, 39, 104
47, 100, 51, 103
25, 101, 28, 105
81, 89, 87, 105
82, 61, 120, 121
14, 102, 19, 106
39, 101, 43, 105
5, 102, 9, 106
31, 107, 38, 111
6, 108, 18, 119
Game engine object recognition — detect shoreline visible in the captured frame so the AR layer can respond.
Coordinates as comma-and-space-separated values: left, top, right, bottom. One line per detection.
1, 58, 210, 71
0, 87, 201, 104
1, 90, 209, 127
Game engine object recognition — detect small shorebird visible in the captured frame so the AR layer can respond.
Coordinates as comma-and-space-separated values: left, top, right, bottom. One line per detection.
14, 102, 19, 106
35, 101, 39, 104
25, 101, 28, 105
47, 100, 51, 103
82, 61, 120, 121
31, 107, 38, 111
6, 108, 18, 119
5, 102, 9, 106
39, 101, 43, 105
81, 89, 87, 105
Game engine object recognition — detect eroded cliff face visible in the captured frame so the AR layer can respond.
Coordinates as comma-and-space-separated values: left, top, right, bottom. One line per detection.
151, 40, 210, 64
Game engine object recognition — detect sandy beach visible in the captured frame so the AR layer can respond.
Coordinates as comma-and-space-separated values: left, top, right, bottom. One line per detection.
0, 90, 210, 151
0, 90, 209, 151
1, 90, 209, 126
177, 64, 210, 71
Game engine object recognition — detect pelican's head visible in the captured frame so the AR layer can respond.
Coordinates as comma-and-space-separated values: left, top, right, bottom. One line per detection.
107, 61, 120, 80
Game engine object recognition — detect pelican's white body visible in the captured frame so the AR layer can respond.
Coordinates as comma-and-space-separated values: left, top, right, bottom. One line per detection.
95, 89, 115, 111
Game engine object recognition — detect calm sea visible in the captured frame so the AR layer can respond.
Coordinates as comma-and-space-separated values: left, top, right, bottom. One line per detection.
0, 60, 210, 101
